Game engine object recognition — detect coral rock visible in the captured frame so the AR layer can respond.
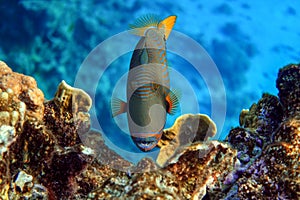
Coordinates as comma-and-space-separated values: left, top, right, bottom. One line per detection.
0, 125, 16, 198
227, 127, 262, 165
42, 145, 93, 199
236, 142, 299, 199
132, 157, 159, 172
13, 170, 33, 192
8, 120, 55, 178
239, 93, 283, 141
0, 61, 47, 199
0, 61, 44, 122
0, 125, 16, 159
93, 171, 181, 199
0, 62, 94, 200
224, 63, 300, 199
157, 114, 217, 167
53, 80, 92, 113
1, 60, 299, 200
272, 116, 300, 148
166, 141, 238, 199
276, 63, 300, 117
78, 115, 232, 199
44, 80, 91, 147
81, 129, 134, 172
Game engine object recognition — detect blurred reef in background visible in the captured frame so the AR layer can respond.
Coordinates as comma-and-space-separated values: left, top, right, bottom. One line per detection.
1, 0, 123, 98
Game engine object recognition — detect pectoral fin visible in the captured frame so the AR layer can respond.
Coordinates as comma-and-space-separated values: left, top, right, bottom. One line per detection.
165, 89, 181, 115
111, 98, 127, 117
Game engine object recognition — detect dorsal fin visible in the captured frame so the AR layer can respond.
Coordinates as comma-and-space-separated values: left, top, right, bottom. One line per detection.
129, 14, 161, 36
158, 15, 177, 40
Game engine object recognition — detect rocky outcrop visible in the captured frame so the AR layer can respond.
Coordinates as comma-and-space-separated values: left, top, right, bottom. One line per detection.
0, 61, 299, 199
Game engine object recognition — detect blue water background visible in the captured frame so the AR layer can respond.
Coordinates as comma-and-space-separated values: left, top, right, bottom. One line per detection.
0, 1, 299, 158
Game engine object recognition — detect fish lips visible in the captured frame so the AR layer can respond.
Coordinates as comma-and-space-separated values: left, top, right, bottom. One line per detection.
131, 134, 160, 152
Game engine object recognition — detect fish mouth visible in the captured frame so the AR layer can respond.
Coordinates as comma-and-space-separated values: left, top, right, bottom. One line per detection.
131, 136, 158, 151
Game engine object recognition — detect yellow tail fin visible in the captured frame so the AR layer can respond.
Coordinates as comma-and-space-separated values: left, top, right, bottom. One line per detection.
158, 15, 177, 40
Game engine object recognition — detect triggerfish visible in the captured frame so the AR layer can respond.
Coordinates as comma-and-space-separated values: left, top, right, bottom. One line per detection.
112, 14, 180, 151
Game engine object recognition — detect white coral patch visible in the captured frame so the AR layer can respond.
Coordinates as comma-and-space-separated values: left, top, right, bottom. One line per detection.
14, 171, 33, 192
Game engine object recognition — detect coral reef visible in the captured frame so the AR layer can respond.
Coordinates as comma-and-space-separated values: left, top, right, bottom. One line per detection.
0, 61, 93, 200
226, 63, 300, 199
166, 141, 237, 199
157, 114, 217, 167
44, 80, 91, 147
276, 63, 300, 117
0, 61, 299, 199
239, 93, 283, 141
0, 1, 134, 98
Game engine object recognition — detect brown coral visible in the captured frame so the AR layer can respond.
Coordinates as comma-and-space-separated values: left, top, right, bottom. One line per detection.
41, 145, 94, 199
272, 116, 300, 146
226, 63, 300, 199
1, 61, 229, 200
80, 139, 237, 200
1, 60, 299, 200
0, 62, 94, 200
0, 61, 44, 123
92, 170, 181, 199
237, 141, 299, 199
0, 61, 46, 199
44, 80, 91, 147
157, 114, 217, 167
80, 129, 133, 172
276, 63, 300, 117
239, 93, 283, 142
166, 141, 238, 199
227, 127, 262, 164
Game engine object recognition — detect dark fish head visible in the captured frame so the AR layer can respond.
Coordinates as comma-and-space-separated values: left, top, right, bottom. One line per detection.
131, 132, 162, 151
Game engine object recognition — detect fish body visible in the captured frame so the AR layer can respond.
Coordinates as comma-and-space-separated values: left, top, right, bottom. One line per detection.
112, 15, 179, 151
